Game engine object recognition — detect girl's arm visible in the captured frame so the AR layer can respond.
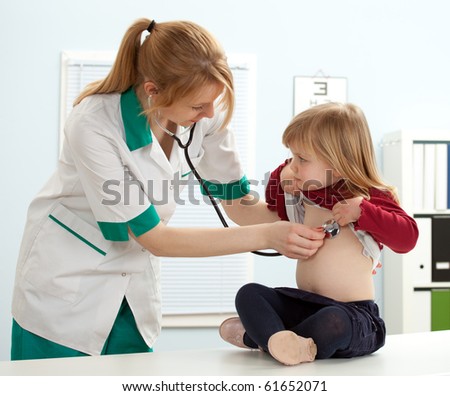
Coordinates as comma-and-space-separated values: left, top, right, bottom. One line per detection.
334, 189, 418, 254
264, 159, 418, 254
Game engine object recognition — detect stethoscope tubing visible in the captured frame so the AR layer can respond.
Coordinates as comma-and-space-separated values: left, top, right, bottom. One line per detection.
171, 123, 281, 257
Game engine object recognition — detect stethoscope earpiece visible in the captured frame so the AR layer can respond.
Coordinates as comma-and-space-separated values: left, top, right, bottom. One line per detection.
322, 219, 340, 239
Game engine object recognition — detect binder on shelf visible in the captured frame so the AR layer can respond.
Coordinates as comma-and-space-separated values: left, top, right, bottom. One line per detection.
412, 290, 431, 332
435, 144, 448, 210
431, 290, 450, 331
412, 143, 424, 210
422, 144, 436, 210
431, 216, 450, 282
412, 141, 450, 211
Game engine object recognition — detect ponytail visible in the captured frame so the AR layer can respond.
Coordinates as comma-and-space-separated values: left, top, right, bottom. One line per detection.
74, 19, 150, 105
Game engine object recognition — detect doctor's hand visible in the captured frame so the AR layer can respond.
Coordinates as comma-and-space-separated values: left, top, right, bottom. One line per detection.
269, 221, 325, 260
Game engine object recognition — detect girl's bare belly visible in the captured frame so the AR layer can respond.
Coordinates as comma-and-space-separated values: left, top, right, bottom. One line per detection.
296, 203, 375, 302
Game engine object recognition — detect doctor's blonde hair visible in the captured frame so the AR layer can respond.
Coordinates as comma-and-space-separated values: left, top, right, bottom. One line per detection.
282, 102, 399, 202
74, 18, 234, 127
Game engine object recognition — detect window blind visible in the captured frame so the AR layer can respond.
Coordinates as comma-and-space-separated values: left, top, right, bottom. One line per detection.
60, 51, 257, 319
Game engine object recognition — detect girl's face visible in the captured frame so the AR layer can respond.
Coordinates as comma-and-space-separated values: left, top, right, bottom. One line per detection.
289, 145, 341, 191
158, 82, 224, 127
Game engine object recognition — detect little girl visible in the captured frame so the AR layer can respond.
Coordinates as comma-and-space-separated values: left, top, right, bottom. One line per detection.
219, 102, 418, 365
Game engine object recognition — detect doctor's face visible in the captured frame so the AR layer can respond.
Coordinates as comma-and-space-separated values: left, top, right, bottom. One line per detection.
159, 82, 224, 127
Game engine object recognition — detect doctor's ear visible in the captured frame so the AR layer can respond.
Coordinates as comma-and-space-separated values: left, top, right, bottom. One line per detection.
143, 81, 160, 96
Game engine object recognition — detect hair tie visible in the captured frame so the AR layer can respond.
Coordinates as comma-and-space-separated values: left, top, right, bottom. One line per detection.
147, 20, 156, 33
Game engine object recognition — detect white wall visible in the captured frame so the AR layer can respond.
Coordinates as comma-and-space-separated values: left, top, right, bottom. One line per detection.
1, 0, 450, 361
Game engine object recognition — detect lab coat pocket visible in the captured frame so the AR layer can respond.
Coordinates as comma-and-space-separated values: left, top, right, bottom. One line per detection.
23, 204, 112, 302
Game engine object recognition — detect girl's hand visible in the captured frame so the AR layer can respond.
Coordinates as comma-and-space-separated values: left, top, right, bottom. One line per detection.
269, 221, 325, 260
332, 197, 364, 226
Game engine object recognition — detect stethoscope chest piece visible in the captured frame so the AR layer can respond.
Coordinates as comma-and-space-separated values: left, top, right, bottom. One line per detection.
322, 219, 340, 239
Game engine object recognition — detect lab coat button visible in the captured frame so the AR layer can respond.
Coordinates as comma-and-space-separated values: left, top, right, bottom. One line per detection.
121, 273, 127, 277
141, 248, 146, 252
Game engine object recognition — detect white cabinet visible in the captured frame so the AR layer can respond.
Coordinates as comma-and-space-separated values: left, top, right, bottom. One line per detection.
382, 129, 450, 334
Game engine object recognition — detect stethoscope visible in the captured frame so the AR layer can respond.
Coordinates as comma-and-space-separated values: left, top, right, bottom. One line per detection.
156, 119, 340, 257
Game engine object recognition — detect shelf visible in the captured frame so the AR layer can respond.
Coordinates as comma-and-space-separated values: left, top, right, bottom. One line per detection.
382, 128, 450, 334
413, 211, 450, 217
413, 283, 450, 290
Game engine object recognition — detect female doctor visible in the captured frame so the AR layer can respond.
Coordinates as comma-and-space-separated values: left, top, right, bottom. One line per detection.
11, 18, 325, 360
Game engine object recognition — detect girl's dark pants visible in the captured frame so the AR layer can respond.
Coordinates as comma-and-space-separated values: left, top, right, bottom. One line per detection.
235, 283, 386, 359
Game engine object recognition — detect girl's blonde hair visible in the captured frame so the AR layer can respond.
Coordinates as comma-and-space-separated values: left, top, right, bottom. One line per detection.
282, 102, 398, 202
74, 18, 234, 127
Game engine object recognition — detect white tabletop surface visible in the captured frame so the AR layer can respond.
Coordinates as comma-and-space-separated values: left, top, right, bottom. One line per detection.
1, 330, 450, 376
